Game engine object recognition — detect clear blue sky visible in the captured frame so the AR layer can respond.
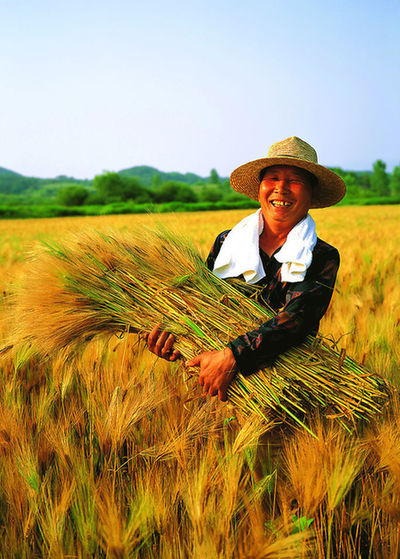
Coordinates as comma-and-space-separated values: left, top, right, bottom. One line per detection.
1, 0, 399, 178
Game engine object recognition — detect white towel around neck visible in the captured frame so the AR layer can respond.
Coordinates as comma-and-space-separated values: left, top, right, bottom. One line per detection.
212, 209, 317, 284
212, 209, 265, 284
274, 214, 317, 282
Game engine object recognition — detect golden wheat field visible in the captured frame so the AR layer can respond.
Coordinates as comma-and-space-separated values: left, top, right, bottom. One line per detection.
0, 206, 399, 558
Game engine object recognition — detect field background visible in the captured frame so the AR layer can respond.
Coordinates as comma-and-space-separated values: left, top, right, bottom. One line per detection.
0, 206, 399, 558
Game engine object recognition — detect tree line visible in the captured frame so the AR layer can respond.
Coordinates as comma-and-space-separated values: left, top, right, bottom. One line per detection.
0, 161, 399, 216
56, 169, 236, 207
55, 161, 400, 207
331, 160, 400, 198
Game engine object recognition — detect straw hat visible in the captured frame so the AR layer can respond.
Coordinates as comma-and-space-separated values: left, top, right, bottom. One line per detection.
230, 136, 346, 208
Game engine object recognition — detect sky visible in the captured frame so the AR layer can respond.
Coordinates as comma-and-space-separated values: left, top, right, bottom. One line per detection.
1, 0, 399, 179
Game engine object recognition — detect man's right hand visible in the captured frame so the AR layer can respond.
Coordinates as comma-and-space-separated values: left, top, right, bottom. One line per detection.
142, 324, 181, 361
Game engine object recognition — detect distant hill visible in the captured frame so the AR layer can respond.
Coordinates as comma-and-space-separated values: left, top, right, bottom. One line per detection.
118, 165, 221, 187
0, 163, 230, 198
0, 169, 90, 196
0, 163, 375, 199
0, 167, 21, 176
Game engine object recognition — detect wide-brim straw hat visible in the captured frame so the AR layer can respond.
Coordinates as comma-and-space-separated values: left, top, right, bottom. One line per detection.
230, 136, 346, 209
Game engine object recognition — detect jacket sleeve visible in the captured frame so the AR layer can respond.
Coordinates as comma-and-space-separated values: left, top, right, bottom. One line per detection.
227, 247, 340, 376
206, 230, 230, 271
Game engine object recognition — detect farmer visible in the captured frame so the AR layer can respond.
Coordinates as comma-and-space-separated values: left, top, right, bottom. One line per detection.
145, 137, 346, 401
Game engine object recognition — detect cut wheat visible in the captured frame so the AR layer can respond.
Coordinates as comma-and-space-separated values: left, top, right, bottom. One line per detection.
8, 225, 389, 432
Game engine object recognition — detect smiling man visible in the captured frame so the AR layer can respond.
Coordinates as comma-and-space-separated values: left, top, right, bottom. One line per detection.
147, 137, 346, 401
257, 165, 314, 256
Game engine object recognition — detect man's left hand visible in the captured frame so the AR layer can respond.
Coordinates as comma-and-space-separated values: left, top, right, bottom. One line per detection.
186, 347, 237, 401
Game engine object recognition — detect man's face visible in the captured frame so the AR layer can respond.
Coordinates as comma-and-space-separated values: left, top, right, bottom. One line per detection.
258, 165, 314, 231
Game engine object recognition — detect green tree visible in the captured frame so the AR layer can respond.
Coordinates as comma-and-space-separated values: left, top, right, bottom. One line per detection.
343, 174, 361, 197
370, 160, 390, 196
151, 172, 161, 189
121, 176, 149, 202
389, 165, 400, 196
209, 168, 220, 185
94, 172, 124, 201
93, 172, 148, 202
177, 184, 198, 203
223, 178, 231, 189
357, 172, 371, 191
57, 185, 89, 206
200, 185, 223, 202
154, 181, 198, 203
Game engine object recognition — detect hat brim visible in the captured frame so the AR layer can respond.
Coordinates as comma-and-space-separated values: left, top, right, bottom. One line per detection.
230, 156, 346, 209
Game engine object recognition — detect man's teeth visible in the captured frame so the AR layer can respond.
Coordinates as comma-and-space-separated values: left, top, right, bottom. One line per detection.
271, 201, 292, 207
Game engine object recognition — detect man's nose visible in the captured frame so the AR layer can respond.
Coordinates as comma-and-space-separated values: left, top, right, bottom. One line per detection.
273, 179, 290, 192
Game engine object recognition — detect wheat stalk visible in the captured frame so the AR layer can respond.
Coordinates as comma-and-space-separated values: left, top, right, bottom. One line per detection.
8, 225, 390, 432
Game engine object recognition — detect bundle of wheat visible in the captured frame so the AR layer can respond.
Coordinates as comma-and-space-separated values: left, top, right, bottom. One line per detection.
9, 226, 389, 432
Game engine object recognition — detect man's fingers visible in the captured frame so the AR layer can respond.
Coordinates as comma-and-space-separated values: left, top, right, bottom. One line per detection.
144, 324, 181, 361
218, 387, 228, 402
147, 324, 162, 348
154, 330, 170, 355
202, 383, 211, 395
161, 333, 176, 357
168, 349, 181, 362
201, 383, 218, 397
186, 355, 201, 368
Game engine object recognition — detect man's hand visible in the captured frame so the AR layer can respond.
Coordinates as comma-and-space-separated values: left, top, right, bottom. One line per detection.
143, 324, 181, 362
186, 347, 237, 401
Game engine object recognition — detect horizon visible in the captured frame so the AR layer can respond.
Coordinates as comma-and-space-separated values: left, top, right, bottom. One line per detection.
0, 160, 383, 182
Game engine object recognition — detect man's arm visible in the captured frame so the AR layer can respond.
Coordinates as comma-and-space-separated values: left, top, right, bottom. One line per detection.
188, 241, 339, 397
228, 247, 339, 375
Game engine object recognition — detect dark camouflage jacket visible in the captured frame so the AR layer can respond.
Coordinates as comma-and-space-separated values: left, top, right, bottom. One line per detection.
206, 230, 340, 376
